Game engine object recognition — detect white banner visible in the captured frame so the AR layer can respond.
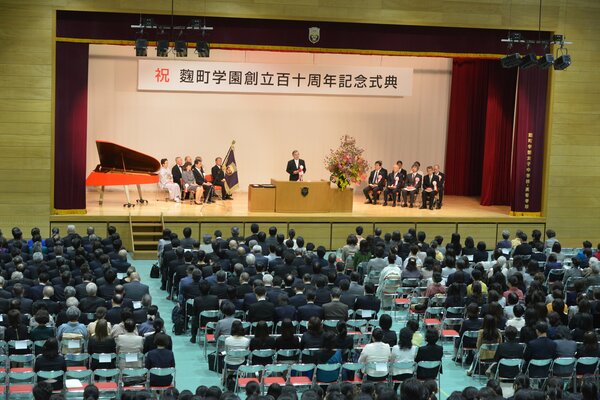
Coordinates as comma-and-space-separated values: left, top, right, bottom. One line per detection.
138, 60, 412, 97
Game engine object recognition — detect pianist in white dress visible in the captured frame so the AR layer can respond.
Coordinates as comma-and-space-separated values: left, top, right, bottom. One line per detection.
159, 159, 181, 203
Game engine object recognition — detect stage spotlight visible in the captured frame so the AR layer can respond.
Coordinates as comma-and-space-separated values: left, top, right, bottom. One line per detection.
554, 54, 571, 70
196, 40, 210, 57
538, 54, 554, 69
501, 53, 521, 68
175, 40, 187, 57
156, 39, 169, 57
135, 38, 148, 57
520, 53, 538, 69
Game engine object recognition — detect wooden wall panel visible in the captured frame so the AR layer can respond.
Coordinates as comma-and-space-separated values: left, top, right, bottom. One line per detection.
416, 223, 457, 245
200, 222, 245, 240
49, 222, 108, 239
0, 217, 50, 239
457, 224, 498, 249
374, 223, 417, 236
108, 222, 132, 251
331, 223, 374, 249
496, 224, 546, 244
243, 223, 288, 243
164, 222, 200, 244
288, 223, 331, 249
0, 0, 596, 249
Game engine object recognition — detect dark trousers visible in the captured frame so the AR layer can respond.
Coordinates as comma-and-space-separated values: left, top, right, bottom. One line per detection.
383, 188, 401, 203
363, 186, 381, 201
202, 184, 214, 200
422, 190, 436, 208
212, 181, 225, 198
437, 188, 444, 206
401, 189, 417, 205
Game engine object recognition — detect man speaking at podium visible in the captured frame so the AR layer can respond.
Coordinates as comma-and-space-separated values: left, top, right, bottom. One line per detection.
286, 150, 307, 181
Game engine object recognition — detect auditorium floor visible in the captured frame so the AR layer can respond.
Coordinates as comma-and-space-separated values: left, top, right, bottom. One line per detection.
132, 258, 509, 398
87, 190, 519, 221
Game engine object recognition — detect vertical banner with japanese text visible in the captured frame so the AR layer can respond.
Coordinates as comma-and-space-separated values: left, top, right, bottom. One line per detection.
138, 60, 413, 97
510, 68, 548, 215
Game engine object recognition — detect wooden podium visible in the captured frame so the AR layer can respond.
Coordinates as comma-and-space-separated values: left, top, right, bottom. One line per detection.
248, 180, 353, 213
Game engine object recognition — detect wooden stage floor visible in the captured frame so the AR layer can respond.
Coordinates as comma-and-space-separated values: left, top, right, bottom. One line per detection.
78, 190, 541, 223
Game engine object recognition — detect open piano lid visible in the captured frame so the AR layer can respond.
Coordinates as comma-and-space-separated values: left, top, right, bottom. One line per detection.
95, 140, 160, 174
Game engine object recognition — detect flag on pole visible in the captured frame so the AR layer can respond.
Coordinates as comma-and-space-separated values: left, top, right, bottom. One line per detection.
223, 141, 239, 194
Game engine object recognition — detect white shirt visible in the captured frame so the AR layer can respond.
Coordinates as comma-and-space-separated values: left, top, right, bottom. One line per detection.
391, 345, 418, 375
358, 341, 391, 377
506, 317, 525, 331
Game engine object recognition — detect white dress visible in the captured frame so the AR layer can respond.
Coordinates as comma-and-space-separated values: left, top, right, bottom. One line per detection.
159, 167, 181, 200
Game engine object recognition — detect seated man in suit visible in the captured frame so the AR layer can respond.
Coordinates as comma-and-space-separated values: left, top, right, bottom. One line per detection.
192, 159, 215, 204
211, 157, 232, 200
122, 272, 150, 302
363, 161, 387, 205
354, 282, 381, 319
523, 321, 557, 371
286, 150, 307, 181
401, 164, 422, 208
247, 285, 276, 322
322, 287, 349, 321
171, 157, 184, 191
420, 166, 439, 210
433, 164, 445, 209
190, 281, 220, 343
383, 162, 404, 207
297, 290, 324, 322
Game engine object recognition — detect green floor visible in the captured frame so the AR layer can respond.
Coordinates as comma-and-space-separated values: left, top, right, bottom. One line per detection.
132, 259, 508, 398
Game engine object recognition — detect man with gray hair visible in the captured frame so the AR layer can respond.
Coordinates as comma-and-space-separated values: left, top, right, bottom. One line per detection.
112, 249, 131, 273
123, 272, 150, 301
251, 245, 267, 267
32, 285, 60, 315
57, 305, 88, 340
0, 276, 10, 299
79, 282, 106, 314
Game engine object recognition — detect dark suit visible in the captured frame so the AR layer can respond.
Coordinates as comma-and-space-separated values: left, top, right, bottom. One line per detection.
383, 170, 404, 206
322, 301, 348, 321
363, 168, 387, 203
433, 171, 445, 207
354, 294, 381, 319
289, 293, 307, 309
524, 336, 557, 362
297, 303, 323, 322
420, 173, 439, 210
211, 164, 226, 198
415, 344, 443, 379
190, 294, 220, 339
122, 281, 150, 301
192, 167, 214, 201
172, 164, 183, 190
286, 159, 307, 181
401, 172, 422, 206
247, 299, 276, 323
275, 305, 297, 322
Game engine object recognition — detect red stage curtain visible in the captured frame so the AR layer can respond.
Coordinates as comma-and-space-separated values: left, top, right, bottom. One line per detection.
445, 58, 518, 203
511, 68, 548, 213
480, 63, 518, 206
444, 59, 490, 196
54, 42, 89, 211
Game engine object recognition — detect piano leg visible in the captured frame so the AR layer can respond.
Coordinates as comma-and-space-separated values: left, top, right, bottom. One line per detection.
123, 185, 135, 208
99, 186, 105, 205
135, 184, 148, 205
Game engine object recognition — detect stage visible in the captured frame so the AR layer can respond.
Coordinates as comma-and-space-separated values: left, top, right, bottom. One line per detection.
50, 190, 545, 258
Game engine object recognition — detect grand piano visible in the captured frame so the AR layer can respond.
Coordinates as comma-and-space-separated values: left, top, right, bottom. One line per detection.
85, 140, 160, 207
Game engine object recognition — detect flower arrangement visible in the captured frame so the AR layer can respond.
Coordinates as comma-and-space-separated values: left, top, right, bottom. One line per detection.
324, 135, 369, 191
